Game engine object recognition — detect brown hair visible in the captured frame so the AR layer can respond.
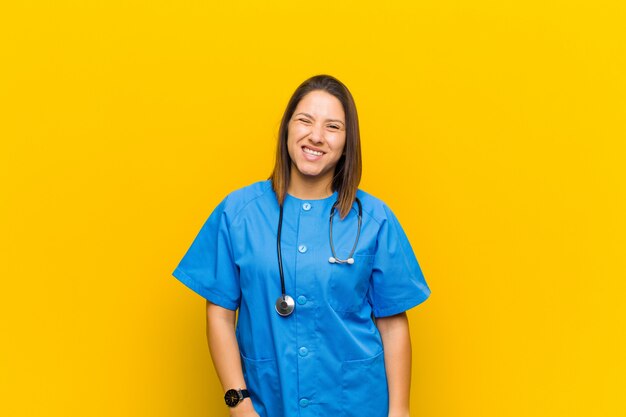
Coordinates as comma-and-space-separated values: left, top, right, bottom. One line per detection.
269, 74, 362, 219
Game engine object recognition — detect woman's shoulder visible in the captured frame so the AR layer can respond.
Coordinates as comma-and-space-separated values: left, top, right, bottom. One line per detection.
355, 188, 397, 224
220, 180, 275, 217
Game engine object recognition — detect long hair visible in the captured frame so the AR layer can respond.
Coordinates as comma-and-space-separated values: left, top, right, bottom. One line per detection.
269, 74, 362, 219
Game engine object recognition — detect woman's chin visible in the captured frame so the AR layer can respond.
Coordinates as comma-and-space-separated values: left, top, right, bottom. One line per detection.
292, 164, 325, 179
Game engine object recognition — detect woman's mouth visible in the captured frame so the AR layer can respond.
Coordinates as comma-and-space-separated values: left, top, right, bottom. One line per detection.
302, 146, 324, 156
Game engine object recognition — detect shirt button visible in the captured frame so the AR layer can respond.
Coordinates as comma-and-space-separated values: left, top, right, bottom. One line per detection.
299, 398, 310, 408
298, 347, 309, 357
298, 245, 307, 253
302, 202, 311, 211
297, 295, 307, 305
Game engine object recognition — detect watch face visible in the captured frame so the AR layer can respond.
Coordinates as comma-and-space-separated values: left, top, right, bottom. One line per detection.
224, 389, 240, 407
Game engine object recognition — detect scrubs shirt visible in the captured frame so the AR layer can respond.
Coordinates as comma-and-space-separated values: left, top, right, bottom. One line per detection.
172, 180, 431, 417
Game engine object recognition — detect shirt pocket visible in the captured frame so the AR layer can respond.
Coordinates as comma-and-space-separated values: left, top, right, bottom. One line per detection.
329, 253, 374, 313
340, 350, 389, 417
240, 354, 282, 417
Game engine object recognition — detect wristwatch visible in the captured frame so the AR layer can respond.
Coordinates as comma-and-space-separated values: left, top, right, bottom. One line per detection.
224, 388, 250, 407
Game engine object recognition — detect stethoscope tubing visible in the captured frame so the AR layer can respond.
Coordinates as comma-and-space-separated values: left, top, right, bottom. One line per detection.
277, 201, 287, 297
275, 197, 362, 316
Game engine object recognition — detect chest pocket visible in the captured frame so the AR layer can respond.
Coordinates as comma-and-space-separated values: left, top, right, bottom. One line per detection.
328, 254, 374, 312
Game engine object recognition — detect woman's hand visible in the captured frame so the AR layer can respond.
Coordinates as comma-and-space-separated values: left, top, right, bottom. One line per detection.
228, 399, 259, 417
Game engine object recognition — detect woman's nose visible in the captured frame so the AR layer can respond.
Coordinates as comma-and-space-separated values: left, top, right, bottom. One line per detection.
309, 123, 324, 143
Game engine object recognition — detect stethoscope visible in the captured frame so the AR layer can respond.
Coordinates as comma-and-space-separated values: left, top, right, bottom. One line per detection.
275, 197, 363, 317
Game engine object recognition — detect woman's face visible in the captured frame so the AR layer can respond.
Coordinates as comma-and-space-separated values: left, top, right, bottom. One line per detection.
287, 90, 347, 183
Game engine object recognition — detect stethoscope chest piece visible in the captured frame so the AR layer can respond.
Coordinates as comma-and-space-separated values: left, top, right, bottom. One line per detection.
275, 294, 295, 316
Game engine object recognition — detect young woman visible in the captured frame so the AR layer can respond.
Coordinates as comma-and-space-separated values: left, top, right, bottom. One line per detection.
172, 74, 431, 417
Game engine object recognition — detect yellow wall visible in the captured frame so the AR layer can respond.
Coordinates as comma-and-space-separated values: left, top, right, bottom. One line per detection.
1, 1, 624, 416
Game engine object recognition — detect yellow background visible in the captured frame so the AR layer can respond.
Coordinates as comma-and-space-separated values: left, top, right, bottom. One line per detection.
1, 1, 625, 416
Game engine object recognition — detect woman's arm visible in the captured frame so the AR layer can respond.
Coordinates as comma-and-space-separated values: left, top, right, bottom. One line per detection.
206, 300, 259, 417
377, 312, 412, 417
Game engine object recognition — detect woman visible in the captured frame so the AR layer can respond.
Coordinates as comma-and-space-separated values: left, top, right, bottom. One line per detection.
172, 74, 431, 417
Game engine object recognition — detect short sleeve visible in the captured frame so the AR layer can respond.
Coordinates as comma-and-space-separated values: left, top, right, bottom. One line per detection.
368, 204, 431, 318
171, 197, 241, 310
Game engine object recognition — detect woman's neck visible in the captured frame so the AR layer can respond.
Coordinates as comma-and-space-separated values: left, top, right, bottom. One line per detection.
287, 170, 334, 200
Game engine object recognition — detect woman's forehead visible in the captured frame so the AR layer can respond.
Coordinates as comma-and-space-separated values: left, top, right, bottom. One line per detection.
295, 90, 345, 119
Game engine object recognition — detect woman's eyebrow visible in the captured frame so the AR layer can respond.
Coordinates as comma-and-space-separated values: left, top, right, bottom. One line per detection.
294, 112, 345, 125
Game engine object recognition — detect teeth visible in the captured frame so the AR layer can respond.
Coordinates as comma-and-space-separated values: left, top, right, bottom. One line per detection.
303, 147, 323, 156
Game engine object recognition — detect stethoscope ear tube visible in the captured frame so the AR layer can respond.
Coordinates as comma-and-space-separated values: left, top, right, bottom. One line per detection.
328, 198, 362, 264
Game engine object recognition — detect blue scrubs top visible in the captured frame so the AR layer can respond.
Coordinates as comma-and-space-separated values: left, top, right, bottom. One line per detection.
172, 180, 430, 417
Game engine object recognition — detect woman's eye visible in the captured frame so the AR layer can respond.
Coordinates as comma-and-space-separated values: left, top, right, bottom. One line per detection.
328, 125, 339, 130
299, 118, 311, 124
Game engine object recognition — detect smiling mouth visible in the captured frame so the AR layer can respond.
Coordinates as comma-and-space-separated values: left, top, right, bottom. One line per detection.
302, 146, 324, 156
